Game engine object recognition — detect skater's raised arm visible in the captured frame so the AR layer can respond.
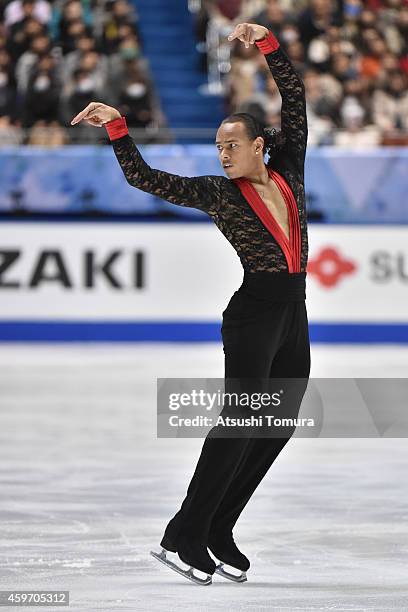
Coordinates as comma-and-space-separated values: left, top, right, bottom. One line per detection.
70, 102, 226, 215
228, 24, 308, 174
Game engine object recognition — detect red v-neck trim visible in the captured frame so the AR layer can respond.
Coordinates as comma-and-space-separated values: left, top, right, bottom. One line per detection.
233, 168, 301, 273
269, 168, 302, 273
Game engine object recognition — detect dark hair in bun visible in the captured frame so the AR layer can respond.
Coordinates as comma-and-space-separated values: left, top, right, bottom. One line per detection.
220, 111, 286, 164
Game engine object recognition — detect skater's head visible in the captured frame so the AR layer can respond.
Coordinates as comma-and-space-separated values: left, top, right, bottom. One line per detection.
215, 112, 285, 179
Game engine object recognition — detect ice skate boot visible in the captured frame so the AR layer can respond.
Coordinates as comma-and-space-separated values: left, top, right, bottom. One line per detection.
151, 534, 215, 586
208, 531, 249, 582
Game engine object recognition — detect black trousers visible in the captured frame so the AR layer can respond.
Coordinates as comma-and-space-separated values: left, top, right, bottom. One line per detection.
163, 271, 311, 545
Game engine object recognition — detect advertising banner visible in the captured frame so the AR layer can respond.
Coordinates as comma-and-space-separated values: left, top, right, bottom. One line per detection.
0, 223, 407, 341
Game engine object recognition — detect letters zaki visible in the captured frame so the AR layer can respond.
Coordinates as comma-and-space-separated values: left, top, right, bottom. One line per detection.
0, 249, 145, 289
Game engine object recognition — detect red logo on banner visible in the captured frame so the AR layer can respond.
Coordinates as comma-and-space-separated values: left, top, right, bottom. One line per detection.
307, 247, 357, 287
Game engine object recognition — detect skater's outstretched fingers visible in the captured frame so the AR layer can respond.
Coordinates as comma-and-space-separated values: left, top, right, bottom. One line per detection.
70, 102, 121, 127
228, 23, 248, 47
71, 102, 100, 125
228, 23, 268, 48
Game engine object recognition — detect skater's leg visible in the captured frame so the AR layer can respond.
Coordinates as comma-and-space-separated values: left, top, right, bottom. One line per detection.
164, 307, 289, 574
210, 302, 311, 536
161, 306, 282, 551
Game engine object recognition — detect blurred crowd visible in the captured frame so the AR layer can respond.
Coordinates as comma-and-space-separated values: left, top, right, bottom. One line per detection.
0, 0, 166, 145
0, 0, 407, 146
194, 0, 408, 145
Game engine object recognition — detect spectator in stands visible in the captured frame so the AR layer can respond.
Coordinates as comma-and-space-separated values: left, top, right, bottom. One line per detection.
106, 35, 166, 128
307, 34, 331, 72
194, 0, 211, 48
116, 62, 155, 129
279, 22, 301, 52
22, 52, 60, 126
376, 50, 401, 88
110, 32, 142, 65
371, 71, 408, 131
226, 38, 264, 108
342, 0, 364, 42
251, 0, 286, 38
61, 48, 107, 124
240, 79, 281, 129
302, 67, 336, 144
198, 0, 267, 41
6, 11, 46, 62
15, 32, 52, 95
358, 6, 377, 30
60, 33, 97, 83
59, 65, 99, 141
331, 51, 358, 82
397, 6, 408, 61
55, 0, 93, 55
304, 66, 341, 121
100, 0, 141, 55
6, 0, 35, 32
3, 0, 51, 29
0, 113, 24, 144
334, 95, 381, 146
26, 118, 69, 145
284, 33, 305, 72
360, 34, 389, 79
0, 49, 16, 119
79, 48, 108, 91
296, 0, 339, 52
62, 19, 92, 55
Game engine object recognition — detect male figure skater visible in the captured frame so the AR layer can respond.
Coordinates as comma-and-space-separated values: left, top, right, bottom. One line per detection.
71, 22, 310, 585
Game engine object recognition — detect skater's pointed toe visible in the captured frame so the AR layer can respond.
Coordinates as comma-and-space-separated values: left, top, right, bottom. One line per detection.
208, 530, 250, 573
150, 547, 213, 585
177, 534, 216, 575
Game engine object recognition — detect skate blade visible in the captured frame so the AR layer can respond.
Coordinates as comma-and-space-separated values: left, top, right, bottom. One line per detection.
150, 548, 213, 586
215, 562, 247, 583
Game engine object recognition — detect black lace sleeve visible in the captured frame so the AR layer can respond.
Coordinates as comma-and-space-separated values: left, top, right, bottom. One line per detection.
263, 46, 308, 175
110, 133, 226, 215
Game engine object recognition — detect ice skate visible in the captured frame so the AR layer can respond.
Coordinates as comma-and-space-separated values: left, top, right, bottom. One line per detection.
150, 547, 213, 585
214, 562, 247, 582
150, 535, 215, 586
159, 514, 181, 553
208, 531, 249, 583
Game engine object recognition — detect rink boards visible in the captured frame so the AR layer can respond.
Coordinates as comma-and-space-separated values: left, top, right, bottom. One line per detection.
0, 222, 407, 342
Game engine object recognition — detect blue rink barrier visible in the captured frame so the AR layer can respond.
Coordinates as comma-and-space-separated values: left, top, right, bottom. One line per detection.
0, 321, 408, 343
0, 145, 407, 222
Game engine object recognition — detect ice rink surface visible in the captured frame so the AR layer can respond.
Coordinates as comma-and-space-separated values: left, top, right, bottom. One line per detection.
0, 343, 407, 611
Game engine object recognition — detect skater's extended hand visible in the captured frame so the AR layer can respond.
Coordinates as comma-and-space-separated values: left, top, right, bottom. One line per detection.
70, 102, 121, 127
227, 23, 269, 48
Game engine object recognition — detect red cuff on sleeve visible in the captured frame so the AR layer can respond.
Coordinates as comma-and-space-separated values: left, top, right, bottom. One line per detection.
104, 116, 128, 140
255, 30, 280, 54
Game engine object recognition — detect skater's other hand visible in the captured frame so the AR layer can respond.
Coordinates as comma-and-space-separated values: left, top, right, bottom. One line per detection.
227, 23, 269, 48
70, 102, 121, 127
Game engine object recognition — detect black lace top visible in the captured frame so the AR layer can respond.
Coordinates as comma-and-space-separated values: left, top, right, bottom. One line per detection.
110, 45, 308, 273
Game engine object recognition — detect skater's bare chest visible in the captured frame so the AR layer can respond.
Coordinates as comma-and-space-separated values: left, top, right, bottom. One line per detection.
251, 178, 290, 242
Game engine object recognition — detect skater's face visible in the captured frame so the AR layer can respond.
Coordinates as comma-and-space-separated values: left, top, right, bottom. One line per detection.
215, 121, 264, 179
